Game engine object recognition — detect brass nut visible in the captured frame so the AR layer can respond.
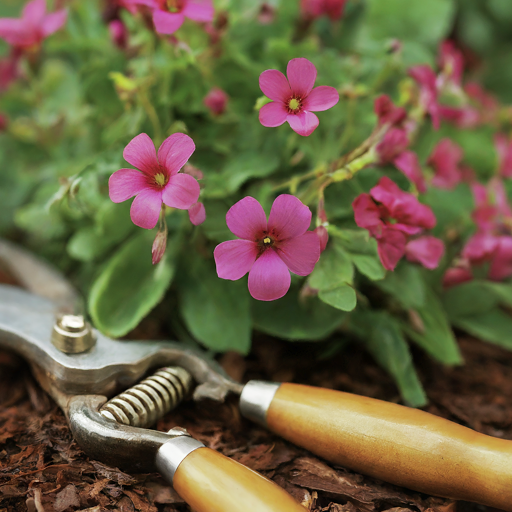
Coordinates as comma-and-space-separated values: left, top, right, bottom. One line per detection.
51, 314, 96, 354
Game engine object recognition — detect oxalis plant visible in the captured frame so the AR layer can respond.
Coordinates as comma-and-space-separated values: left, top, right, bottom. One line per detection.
2, 0, 512, 407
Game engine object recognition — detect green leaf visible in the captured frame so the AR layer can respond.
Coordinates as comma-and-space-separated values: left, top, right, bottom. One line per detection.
350, 253, 386, 281
204, 151, 280, 199
318, 286, 357, 311
365, 0, 455, 47
252, 288, 345, 341
309, 242, 357, 312
354, 311, 427, 407
452, 310, 512, 350
89, 230, 177, 338
376, 263, 425, 309
442, 280, 503, 319
402, 287, 462, 365
179, 255, 251, 354
309, 243, 353, 289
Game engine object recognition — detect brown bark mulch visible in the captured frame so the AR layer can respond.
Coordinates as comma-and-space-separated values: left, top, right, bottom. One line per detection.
1, 280, 511, 511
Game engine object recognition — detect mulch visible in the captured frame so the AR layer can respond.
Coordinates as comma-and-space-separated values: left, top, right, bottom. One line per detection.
1, 275, 511, 512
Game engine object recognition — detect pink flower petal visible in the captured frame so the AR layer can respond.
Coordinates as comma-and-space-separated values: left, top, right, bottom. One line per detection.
393, 151, 427, 193
157, 133, 195, 176
259, 101, 288, 127
214, 239, 258, 280
109, 168, 148, 203
182, 0, 214, 22
374, 94, 406, 126
377, 228, 407, 271
259, 69, 291, 102
23, 0, 46, 27
489, 236, 512, 281
41, 9, 67, 37
248, 249, 291, 301
268, 194, 312, 240
428, 138, 463, 190
443, 267, 473, 288
226, 196, 267, 240
286, 111, 319, 136
153, 10, 184, 34
376, 128, 409, 164
314, 225, 329, 252
352, 194, 384, 238
462, 232, 499, 263
188, 202, 206, 225
0, 20, 28, 46
276, 231, 320, 276
123, 133, 160, 175
130, 188, 162, 229
286, 58, 317, 98
303, 86, 339, 112
162, 173, 200, 210
405, 236, 445, 269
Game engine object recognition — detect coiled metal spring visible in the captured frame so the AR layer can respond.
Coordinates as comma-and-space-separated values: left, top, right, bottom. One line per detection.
100, 366, 193, 428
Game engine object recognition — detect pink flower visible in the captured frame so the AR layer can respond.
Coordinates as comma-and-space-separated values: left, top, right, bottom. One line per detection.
259, 58, 339, 137
443, 266, 473, 288
0, 0, 67, 50
109, 133, 200, 229
376, 128, 409, 163
438, 105, 480, 129
409, 65, 440, 130
109, 20, 128, 49
352, 177, 441, 271
204, 87, 228, 116
405, 236, 444, 269
148, 0, 214, 35
393, 151, 427, 193
300, 0, 347, 21
188, 202, 206, 225
459, 179, 512, 282
214, 195, 321, 301
0, 52, 19, 91
257, 3, 275, 24
0, 113, 7, 132
374, 95, 406, 126
495, 134, 512, 178
427, 139, 463, 190
438, 41, 464, 88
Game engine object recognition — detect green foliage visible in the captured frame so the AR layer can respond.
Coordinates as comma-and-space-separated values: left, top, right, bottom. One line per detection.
2, 0, 512, 406
89, 230, 178, 337
178, 254, 252, 353
352, 311, 427, 407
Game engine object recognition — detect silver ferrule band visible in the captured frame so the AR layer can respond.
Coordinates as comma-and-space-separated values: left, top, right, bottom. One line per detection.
239, 380, 281, 427
155, 436, 205, 484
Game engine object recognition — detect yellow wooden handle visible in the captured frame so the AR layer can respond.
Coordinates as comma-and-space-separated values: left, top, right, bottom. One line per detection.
173, 447, 306, 512
265, 383, 512, 511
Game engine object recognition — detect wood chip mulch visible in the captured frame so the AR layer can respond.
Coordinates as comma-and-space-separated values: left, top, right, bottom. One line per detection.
1, 292, 511, 512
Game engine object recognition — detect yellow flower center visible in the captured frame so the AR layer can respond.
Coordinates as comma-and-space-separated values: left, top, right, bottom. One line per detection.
288, 98, 300, 111
154, 172, 168, 187
166, 0, 182, 12
263, 237, 272, 245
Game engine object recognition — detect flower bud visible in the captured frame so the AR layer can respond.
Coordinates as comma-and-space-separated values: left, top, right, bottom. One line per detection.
204, 87, 229, 116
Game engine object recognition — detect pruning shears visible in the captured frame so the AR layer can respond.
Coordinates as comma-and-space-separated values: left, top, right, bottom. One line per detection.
1, 239, 511, 512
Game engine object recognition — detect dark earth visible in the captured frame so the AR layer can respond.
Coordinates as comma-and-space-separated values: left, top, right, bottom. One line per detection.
0, 269, 510, 512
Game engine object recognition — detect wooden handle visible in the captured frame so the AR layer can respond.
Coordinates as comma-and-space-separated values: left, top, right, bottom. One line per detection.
265, 383, 512, 511
173, 447, 306, 512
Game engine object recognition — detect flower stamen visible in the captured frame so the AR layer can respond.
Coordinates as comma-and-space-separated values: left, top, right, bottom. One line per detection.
287, 97, 302, 113
154, 172, 168, 187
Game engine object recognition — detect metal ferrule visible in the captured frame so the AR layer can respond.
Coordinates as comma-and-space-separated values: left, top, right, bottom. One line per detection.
156, 436, 205, 483
239, 380, 281, 427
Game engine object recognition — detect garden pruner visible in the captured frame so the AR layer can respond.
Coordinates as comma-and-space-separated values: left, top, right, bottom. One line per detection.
1, 239, 512, 512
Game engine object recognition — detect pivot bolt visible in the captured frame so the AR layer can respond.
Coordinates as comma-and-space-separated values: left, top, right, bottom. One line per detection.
51, 314, 96, 354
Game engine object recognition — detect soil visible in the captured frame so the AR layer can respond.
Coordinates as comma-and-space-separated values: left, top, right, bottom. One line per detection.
0, 275, 511, 512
